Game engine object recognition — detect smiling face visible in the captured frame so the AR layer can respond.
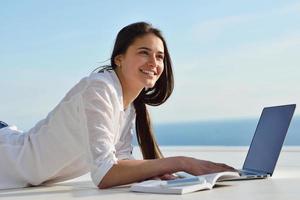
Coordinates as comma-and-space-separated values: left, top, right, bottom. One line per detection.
114, 33, 165, 91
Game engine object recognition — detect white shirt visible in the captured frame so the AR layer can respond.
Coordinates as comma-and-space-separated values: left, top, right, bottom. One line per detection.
0, 69, 136, 189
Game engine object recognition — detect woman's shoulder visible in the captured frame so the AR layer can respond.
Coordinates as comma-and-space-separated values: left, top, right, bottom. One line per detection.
87, 67, 118, 88
62, 68, 119, 101
83, 67, 122, 101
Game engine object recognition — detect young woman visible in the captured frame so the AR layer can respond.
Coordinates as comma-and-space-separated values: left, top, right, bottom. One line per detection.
0, 22, 235, 190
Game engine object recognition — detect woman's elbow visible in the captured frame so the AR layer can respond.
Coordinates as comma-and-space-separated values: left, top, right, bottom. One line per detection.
97, 177, 114, 189
98, 181, 109, 189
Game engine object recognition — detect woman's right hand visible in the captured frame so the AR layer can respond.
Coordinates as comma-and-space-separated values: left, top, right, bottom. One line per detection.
179, 156, 237, 176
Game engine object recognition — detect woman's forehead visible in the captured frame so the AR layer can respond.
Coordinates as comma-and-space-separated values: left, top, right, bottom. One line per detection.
130, 34, 164, 53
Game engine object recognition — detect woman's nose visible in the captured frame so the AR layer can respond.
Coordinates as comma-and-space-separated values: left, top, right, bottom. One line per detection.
147, 55, 157, 67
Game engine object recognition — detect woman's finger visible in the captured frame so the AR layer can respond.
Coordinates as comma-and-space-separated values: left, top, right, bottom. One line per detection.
160, 174, 177, 180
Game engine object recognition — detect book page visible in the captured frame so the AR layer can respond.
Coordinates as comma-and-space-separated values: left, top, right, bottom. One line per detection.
200, 171, 239, 186
130, 171, 239, 194
130, 179, 211, 194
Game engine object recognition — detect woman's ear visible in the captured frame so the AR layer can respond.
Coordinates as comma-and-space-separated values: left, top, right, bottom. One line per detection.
114, 55, 123, 67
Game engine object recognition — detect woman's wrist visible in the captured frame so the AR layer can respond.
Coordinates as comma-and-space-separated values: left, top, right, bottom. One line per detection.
167, 156, 190, 173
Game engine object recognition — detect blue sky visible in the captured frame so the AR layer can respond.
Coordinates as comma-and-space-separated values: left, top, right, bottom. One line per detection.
1, 0, 300, 130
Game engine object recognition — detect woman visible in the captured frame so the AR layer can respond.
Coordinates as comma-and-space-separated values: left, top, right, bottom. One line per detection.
0, 22, 235, 190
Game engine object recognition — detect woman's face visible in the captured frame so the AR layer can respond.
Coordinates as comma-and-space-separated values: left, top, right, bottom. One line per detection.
115, 33, 165, 90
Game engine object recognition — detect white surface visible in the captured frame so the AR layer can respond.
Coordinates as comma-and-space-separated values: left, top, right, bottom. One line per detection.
0, 146, 299, 199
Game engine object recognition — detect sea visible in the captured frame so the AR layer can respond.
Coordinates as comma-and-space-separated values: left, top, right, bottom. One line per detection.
133, 116, 300, 146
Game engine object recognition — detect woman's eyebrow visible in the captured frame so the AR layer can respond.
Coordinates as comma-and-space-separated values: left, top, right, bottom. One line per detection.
137, 47, 164, 54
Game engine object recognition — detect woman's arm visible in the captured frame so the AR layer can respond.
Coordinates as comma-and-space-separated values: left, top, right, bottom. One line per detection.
98, 156, 235, 189
98, 156, 182, 189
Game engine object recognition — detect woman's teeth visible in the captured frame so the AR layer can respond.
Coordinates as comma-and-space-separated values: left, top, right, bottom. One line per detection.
140, 69, 155, 75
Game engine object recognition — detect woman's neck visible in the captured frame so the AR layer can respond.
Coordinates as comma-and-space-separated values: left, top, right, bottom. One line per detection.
115, 69, 142, 110
122, 83, 142, 110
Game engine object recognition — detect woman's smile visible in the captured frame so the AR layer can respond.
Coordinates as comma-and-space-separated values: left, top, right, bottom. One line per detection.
139, 68, 157, 77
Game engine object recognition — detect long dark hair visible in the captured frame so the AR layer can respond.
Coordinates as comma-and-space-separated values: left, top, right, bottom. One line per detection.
96, 22, 174, 159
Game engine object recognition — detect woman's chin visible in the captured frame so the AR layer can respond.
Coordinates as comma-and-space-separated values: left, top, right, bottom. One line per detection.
138, 78, 158, 90
143, 82, 156, 89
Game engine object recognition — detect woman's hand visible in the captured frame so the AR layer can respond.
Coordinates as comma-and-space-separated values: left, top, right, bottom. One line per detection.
150, 156, 236, 181
150, 173, 177, 181
180, 156, 237, 176
157, 173, 177, 180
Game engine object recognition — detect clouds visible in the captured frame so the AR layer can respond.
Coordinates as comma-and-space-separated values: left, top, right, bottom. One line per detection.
190, 14, 256, 43
189, 1, 300, 46
276, 1, 300, 15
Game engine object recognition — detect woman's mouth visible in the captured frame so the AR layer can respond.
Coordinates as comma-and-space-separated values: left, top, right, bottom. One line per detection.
140, 69, 156, 76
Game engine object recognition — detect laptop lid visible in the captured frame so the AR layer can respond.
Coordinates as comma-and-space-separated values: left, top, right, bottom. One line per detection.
242, 104, 296, 176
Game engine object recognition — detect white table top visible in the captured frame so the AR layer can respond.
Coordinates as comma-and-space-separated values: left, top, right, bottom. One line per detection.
1, 146, 299, 200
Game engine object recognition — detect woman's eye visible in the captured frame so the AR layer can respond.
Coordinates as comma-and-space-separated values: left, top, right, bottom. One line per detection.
157, 55, 164, 60
139, 51, 149, 55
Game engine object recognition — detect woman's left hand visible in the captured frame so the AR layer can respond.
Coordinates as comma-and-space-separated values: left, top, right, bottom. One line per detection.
158, 173, 177, 180
150, 173, 177, 180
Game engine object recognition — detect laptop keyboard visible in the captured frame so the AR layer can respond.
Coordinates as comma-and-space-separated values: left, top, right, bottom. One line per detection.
238, 170, 258, 176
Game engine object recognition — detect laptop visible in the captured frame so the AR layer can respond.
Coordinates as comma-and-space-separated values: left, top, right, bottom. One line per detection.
229, 104, 296, 180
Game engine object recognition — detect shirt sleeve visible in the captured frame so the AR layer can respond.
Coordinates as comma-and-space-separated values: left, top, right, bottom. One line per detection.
81, 80, 119, 187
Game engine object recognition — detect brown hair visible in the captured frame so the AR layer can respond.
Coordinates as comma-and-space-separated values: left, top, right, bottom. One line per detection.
97, 22, 174, 159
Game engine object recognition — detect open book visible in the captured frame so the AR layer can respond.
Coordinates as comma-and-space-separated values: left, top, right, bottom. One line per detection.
130, 171, 240, 195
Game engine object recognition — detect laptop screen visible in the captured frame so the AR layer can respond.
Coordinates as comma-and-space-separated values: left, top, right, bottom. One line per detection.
243, 104, 296, 175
